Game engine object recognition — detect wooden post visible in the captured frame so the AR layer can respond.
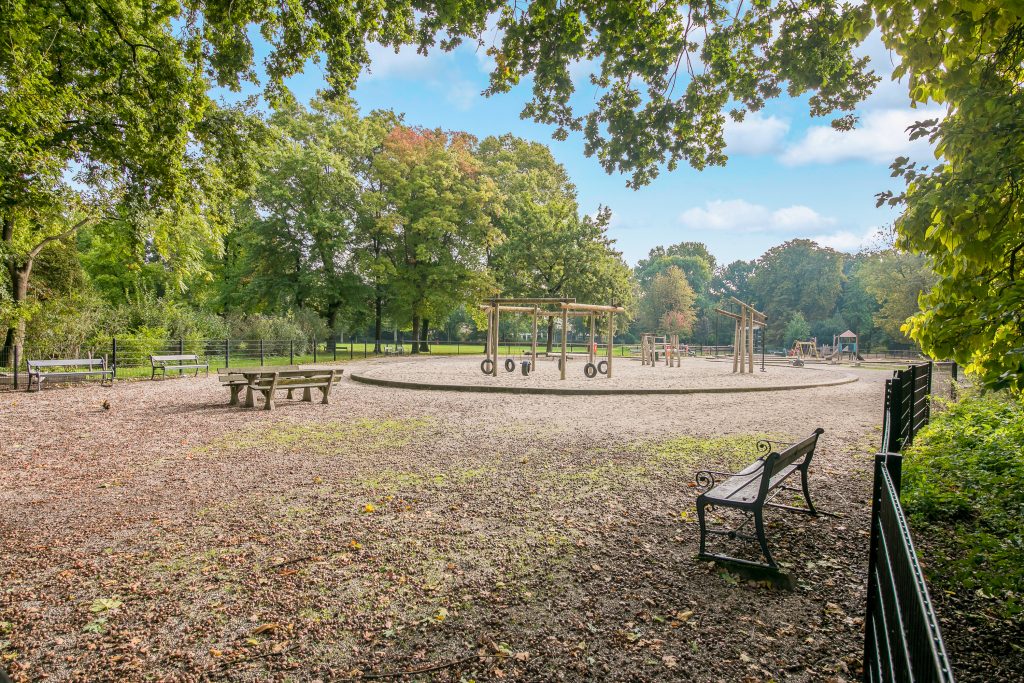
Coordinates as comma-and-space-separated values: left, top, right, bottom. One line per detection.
560, 307, 568, 380
492, 304, 500, 377
588, 315, 596, 365
732, 320, 740, 373
748, 307, 756, 374
607, 312, 615, 378
531, 307, 539, 367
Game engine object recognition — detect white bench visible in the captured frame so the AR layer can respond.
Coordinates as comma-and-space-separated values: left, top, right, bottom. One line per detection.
26, 358, 113, 392
150, 354, 209, 379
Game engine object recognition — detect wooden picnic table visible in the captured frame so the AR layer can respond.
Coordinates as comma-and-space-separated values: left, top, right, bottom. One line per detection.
218, 365, 343, 409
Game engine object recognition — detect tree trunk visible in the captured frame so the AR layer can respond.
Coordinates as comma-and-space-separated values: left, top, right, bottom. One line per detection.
326, 304, 340, 352
420, 318, 430, 352
546, 317, 555, 353
410, 315, 420, 355
1, 217, 30, 367
373, 295, 383, 353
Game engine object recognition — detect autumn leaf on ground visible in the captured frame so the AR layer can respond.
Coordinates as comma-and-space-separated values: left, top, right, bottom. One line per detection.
89, 598, 122, 613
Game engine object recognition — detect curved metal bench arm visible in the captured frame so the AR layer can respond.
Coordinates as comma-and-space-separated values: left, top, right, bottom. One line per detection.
756, 438, 793, 455
694, 469, 738, 493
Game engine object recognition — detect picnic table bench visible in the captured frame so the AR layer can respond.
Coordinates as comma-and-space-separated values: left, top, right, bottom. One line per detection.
695, 428, 824, 569
218, 366, 343, 410
150, 353, 209, 379
26, 358, 113, 392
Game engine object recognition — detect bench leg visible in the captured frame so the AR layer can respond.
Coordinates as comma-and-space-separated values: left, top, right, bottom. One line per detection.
230, 385, 242, 406
262, 389, 275, 411
696, 499, 708, 558
320, 386, 331, 405
754, 510, 776, 568
287, 388, 294, 400
302, 387, 312, 402
800, 467, 817, 516
245, 387, 255, 408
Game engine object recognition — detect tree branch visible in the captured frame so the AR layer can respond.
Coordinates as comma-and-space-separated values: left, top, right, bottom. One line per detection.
27, 216, 96, 260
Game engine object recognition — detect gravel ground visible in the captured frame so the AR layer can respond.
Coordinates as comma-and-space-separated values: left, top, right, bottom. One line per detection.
356, 356, 856, 391
0, 359, 892, 681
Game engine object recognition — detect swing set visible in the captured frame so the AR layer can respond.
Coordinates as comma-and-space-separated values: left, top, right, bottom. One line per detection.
480, 298, 625, 380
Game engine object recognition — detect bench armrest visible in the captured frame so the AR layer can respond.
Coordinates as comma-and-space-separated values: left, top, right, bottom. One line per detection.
694, 469, 742, 493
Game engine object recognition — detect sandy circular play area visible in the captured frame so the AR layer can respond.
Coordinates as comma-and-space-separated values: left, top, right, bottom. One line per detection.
350, 354, 858, 394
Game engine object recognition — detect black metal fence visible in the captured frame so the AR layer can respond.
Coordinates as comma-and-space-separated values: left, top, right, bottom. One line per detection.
864, 453, 955, 683
0, 337, 365, 390
882, 362, 933, 453
865, 361, 954, 682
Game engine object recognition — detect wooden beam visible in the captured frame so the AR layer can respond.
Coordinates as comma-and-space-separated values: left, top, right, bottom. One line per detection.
487, 297, 576, 305
561, 302, 625, 313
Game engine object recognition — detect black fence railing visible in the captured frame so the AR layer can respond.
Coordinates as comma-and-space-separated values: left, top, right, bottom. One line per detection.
866, 360, 954, 682
0, 336, 646, 391
864, 453, 955, 683
882, 362, 933, 453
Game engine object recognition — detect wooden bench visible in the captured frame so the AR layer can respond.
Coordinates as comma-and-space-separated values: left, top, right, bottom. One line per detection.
695, 428, 824, 569
217, 367, 250, 405
26, 358, 113, 392
151, 353, 209, 379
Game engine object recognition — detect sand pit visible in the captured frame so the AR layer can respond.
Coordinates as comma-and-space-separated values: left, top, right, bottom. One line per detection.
351, 354, 858, 394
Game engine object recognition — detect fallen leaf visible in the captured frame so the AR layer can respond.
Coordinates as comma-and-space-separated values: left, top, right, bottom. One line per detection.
252, 623, 279, 636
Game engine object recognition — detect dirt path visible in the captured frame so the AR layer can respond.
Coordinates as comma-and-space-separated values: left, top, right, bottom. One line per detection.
0, 360, 890, 681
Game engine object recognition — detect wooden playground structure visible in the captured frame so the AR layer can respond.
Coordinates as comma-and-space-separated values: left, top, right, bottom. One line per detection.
715, 298, 766, 374
480, 298, 625, 380
639, 333, 682, 368
791, 339, 821, 360
831, 330, 861, 363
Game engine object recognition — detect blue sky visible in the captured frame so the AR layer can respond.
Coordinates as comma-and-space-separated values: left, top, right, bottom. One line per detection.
231, 27, 940, 268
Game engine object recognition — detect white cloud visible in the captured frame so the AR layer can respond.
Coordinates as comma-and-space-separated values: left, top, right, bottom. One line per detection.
446, 79, 480, 111
363, 43, 448, 80
679, 199, 835, 233
811, 226, 886, 253
724, 113, 791, 155
779, 107, 943, 166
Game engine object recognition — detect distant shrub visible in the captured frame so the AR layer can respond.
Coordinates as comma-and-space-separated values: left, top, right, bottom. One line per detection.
902, 391, 1024, 619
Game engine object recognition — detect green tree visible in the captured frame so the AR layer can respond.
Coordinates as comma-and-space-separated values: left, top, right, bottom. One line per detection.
227, 98, 390, 336
479, 134, 635, 350
750, 240, 845, 344
639, 266, 696, 335
859, 250, 937, 344
870, 1, 1024, 391
373, 127, 498, 353
783, 311, 812, 348
0, 0, 264, 362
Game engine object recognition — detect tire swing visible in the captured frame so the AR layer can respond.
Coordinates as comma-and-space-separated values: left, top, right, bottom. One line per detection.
583, 362, 598, 378
504, 358, 516, 372
521, 360, 531, 376
597, 360, 609, 375
481, 359, 495, 375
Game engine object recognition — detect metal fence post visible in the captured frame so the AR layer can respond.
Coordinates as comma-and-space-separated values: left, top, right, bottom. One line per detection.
179, 338, 184, 355
112, 336, 117, 379
334, 337, 337, 361
884, 376, 900, 453
225, 339, 230, 368
260, 339, 264, 366
13, 345, 18, 390
313, 338, 317, 363
290, 340, 294, 365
